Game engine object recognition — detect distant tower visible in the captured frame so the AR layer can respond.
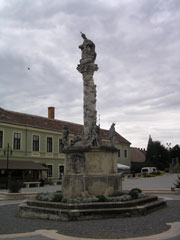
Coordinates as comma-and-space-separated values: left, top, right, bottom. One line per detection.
147, 135, 153, 149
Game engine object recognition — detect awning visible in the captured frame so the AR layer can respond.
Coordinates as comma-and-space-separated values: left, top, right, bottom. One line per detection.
0, 160, 48, 170
117, 163, 130, 169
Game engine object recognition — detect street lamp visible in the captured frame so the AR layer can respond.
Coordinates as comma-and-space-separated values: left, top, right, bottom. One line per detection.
166, 142, 171, 170
4, 143, 12, 189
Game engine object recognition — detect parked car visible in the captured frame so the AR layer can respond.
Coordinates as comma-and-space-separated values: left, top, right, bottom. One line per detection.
141, 167, 157, 174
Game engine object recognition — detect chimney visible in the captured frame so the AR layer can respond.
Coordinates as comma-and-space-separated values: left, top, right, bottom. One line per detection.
48, 107, 55, 119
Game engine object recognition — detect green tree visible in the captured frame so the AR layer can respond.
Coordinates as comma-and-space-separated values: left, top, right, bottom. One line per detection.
170, 145, 180, 160
145, 136, 169, 170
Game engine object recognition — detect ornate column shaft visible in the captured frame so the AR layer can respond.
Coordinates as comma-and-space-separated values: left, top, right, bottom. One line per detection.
77, 33, 99, 146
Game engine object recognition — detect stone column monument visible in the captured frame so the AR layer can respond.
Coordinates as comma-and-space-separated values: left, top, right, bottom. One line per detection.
77, 33, 99, 147
62, 33, 122, 197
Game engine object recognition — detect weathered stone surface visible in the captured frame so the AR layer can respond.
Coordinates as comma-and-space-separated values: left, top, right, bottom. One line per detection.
109, 123, 116, 147
62, 147, 121, 197
63, 175, 84, 197
61, 34, 121, 199
85, 149, 117, 175
66, 152, 85, 174
19, 196, 167, 221
76, 32, 99, 147
63, 175, 122, 197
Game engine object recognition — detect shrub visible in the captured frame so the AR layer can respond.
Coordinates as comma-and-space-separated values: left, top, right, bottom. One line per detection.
51, 192, 63, 202
8, 181, 22, 193
96, 195, 107, 202
119, 195, 132, 201
36, 191, 63, 202
174, 175, 180, 188
35, 189, 146, 203
107, 195, 132, 202
61, 196, 99, 203
130, 188, 142, 193
128, 188, 142, 200
36, 192, 52, 201
109, 191, 127, 197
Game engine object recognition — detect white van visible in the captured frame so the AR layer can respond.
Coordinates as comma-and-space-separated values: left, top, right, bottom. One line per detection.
141, 167, 157, 174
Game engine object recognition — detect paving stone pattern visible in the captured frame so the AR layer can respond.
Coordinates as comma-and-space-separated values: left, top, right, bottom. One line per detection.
0, 200, 180, 239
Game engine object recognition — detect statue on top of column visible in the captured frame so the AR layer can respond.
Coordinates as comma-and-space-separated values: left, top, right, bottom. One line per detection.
79, 32, 96, 64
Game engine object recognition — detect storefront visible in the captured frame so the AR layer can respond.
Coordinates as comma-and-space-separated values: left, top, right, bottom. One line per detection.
0, 160, 48, 188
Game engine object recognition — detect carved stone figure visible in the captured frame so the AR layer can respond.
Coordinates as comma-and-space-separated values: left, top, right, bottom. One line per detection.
67, 153, 85, 174
92, 124, 101, 147
109, 123, 116, 147
78, 32, 96, 65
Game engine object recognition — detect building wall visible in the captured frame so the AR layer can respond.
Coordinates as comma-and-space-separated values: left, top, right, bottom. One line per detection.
0, 123, 65, 180
0, 122, 131, 180
116, 143, 131, 167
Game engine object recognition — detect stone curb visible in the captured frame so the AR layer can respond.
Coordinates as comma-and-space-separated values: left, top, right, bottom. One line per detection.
142, 189, 180, 195
0, 192, 37, 200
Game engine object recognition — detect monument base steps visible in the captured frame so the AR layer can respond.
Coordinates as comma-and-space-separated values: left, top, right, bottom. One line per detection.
19, 195, 166, 221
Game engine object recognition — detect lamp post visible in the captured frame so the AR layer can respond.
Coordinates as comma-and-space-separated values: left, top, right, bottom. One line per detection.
166, 142, 171, 151
4, 143, 12, 189
166, 142, 171, 170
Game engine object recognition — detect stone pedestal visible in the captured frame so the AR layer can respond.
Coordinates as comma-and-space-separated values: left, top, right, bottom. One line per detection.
62, 147, 122, 197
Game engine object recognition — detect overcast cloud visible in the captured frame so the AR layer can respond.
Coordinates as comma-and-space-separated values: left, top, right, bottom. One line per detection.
0, 0, 180, 148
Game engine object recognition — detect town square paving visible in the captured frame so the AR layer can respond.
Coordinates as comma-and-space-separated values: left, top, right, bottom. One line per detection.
0, 174, 179, 240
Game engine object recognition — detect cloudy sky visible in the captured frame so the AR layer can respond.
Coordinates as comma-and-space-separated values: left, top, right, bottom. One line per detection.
0, 0, 180, 148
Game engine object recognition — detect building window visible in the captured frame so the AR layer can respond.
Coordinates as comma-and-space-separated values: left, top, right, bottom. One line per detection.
33, 135, 39, 151
47, 165, 53, 177
47, 137, 52, 152
59, 139, 64, 153
124, 149, 127, 158
13, 132, 21, 150
0, 131, 3, 148
117, 149, 120, 158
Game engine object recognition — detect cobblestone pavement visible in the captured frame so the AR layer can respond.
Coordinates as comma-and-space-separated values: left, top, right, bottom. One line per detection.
0, 196, 179, 239
0, 174, 179, 240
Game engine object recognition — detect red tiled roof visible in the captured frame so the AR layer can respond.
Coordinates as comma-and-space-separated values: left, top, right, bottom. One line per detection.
0, 107, 130, 144
131, 147, 146, 163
